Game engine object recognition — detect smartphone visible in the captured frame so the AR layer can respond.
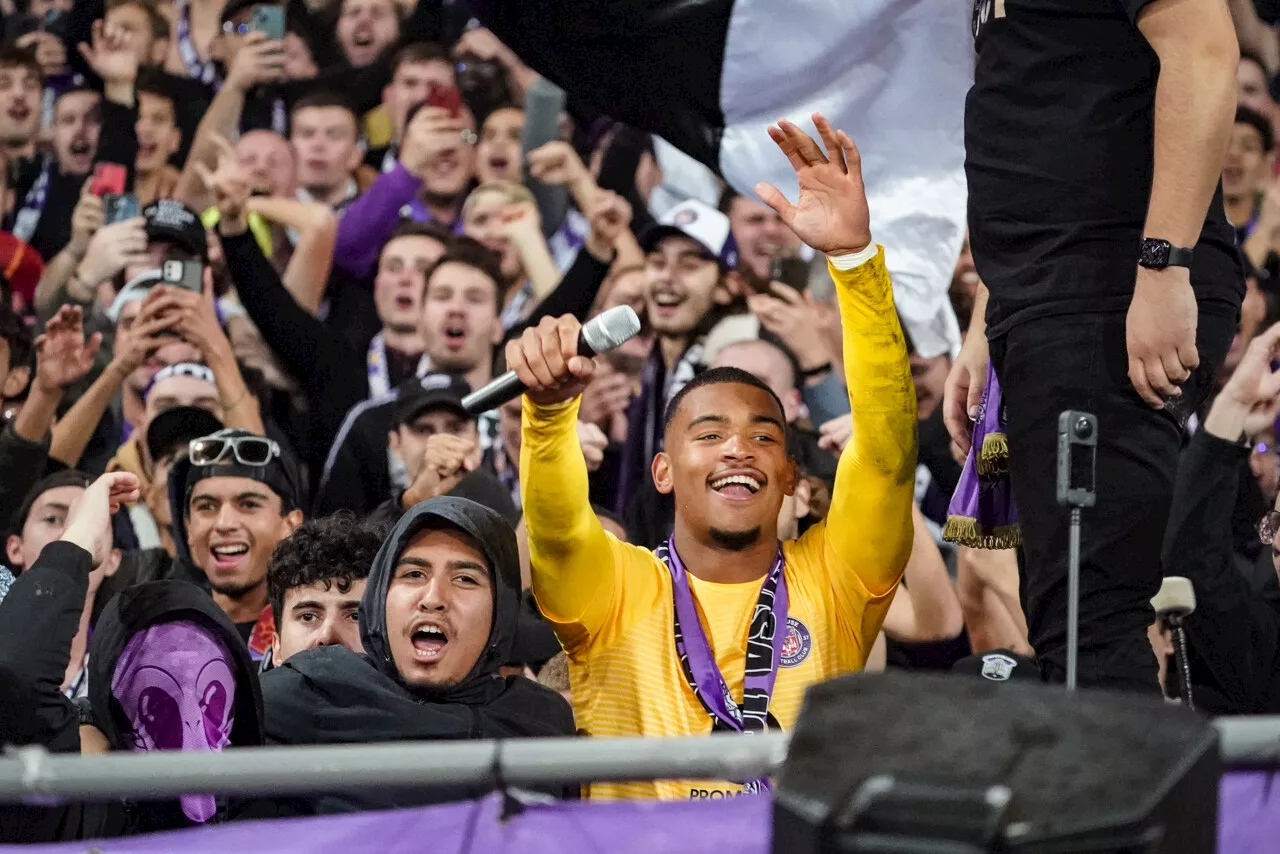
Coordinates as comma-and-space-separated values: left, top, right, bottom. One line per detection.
770, 256, 810, 293
103, 193, 139, 225
161, 259, 203, 293
251, 5, 286, 41
91, 163, 127, 197
424, 82, 462, 118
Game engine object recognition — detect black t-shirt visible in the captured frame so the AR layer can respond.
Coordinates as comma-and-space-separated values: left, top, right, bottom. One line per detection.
966, 0, 1243, 338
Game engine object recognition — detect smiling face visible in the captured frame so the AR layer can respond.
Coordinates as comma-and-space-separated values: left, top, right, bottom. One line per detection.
291, 104, 361, 197
645, 235, 726, 340
5, 484, 86, 571
186, 476, 299, 599
475, 107, 523, 184
135, 91, 181, 174
1223, 121, 1272, 200
653, 381, 795, 551
53, 91, 102, 175
337, 0, 400, 68
384, 526, 494, 691
374, 233, 446, 335
420, 261, 502, 372
0, 62, 41, 149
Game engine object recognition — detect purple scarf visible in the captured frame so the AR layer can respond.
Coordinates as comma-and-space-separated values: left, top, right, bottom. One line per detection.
111, 620, 236, 823
657, 536, 786, 794
942, 362, 1020, 549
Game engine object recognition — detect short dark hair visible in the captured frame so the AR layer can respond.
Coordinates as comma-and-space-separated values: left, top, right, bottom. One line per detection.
390, 41, 450, 78
718, 187, 741, 216
290, 90, 359, 126
107, 0, 170, 40
10, 470, 92, 541
267, 511, 387, 623
0, 44, 42, 85
420, 236, 505, 304
1237, 105, 1275, 154
135, 67, 176, 112
662, 366, 789, 436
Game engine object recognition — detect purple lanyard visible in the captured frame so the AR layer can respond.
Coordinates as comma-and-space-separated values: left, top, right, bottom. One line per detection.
657, 536, 787, 793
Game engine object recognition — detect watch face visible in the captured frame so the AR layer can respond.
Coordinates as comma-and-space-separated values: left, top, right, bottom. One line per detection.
1140, 239, 1171, 269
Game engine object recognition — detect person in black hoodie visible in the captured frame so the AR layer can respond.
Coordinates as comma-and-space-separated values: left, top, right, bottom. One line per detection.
260, 495, 575, 813
1163, 318, 1280, 714
0, 472, 264, 843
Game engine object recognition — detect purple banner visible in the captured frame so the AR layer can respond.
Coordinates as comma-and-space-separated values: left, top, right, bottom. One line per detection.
3, 772, 1275, 853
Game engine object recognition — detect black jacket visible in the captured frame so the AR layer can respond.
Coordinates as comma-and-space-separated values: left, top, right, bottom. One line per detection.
260, 497, 575, 813
0, 544, 263, 842
1163, 429, 1280, 714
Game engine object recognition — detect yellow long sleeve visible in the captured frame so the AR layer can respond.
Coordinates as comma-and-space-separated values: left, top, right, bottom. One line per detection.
794, 249, 918, 608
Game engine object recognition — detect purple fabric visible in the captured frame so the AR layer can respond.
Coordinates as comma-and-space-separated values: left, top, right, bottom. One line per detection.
943, 362, 1019, 548
2, 773, 1272, 853
111, 621, 236, 823
332, 163, 424, 280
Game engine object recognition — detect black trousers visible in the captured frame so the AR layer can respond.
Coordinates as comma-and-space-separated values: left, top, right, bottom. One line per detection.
988, 308, 1236, 692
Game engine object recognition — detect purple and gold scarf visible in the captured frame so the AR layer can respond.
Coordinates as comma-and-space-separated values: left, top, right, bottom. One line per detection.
943, 362, 1020, 549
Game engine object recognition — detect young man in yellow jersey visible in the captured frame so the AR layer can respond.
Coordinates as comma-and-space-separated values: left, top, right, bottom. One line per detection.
509, 115, 917, 800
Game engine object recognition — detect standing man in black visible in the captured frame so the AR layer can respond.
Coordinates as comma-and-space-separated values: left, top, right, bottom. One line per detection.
949, 0, 1244, 691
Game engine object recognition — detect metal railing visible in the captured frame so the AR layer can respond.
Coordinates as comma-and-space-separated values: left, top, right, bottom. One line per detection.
0, 717, 1276, 804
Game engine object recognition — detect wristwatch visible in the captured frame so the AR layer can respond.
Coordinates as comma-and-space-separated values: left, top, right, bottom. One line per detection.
1138, 238, 1194, 270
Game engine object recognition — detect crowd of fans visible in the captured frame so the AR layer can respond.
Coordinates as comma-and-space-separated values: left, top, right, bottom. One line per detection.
0, 0, 1278, 843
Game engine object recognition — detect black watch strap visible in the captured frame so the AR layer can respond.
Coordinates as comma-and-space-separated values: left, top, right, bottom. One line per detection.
1139, 237, 1194, 270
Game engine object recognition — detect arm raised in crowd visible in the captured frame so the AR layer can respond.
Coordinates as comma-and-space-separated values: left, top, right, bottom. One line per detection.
758, 116, 917, 606
175, 32, 285, 211
244, 191, 338, 315
33, 184, 101, 318
333, 106, 466, 279
0, 473, 138, 753
1163, 322, 1280, 711
78, 20, 141, 175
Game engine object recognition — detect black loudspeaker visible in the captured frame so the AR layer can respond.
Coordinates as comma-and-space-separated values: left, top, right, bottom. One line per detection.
772, 672, 1220, 854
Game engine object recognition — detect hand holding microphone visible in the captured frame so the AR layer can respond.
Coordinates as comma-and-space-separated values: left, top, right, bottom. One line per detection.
475, 307, 641, 413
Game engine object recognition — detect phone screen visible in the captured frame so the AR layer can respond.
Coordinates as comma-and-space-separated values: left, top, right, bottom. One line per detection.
251, 5, 286, 40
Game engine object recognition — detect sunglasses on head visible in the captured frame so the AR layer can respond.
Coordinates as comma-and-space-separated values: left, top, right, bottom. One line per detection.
189, 433, 280, 467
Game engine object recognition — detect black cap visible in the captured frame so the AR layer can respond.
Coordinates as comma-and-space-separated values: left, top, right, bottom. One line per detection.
951, 650, 1041, 684
390, 374, 473, 430
145, 405, 224, 465
143, 199, 208, 260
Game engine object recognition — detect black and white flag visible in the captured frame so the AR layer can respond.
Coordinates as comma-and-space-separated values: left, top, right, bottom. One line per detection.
474, 0, 973, 357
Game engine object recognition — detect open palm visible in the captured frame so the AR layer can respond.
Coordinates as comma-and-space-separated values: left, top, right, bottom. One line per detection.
35, 306, 101, 391
755, 114, 871, 256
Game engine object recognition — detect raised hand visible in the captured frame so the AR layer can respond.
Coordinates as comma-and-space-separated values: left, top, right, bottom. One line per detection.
756, 114, 871, 256
60, 472, 140, 568
1205, 320, 1280, 440
747, 280, 832, 373
193, 135, 252, 231
76, 216, 148, 287
584, 190, 632, 261
818, 413, 853, 454
33, 306, 102, 394
77, 19, 138, 87
224, 30, 285, 93
504, 314, 596, 406
66, 181, 104, 263
403, 434, 479, 507
400, 107, 468, 179
527, 141, 589, 188
17, 31, 67, 78
138, 280, 225, 362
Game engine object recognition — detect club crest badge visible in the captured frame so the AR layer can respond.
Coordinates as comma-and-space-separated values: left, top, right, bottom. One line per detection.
780, 617, 812, 668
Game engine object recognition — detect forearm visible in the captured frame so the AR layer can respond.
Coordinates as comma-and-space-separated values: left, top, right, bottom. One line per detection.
34, 248, 85, 317
966, 283, 989, 340
174, 84, 247, 209
520, 396, 617, 627
518, 235, 568, 301
1139, 6, 1239, 246
332, 164, 423, 278
49, 362, 125, 467
801, 370, 850, 426
825, 250, 919, 594
14, 382, 62, 444
247, 197, 337, 313
94, 101, 139, 182
206, 347, 264, 434
522, 77, 570, 235
893, 504, 964, 642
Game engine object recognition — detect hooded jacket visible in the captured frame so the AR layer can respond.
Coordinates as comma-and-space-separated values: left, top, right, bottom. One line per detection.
0, 544, 263, 843
260, 497, 576, 813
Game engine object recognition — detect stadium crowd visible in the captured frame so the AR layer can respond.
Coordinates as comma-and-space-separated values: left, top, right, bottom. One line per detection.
0, 0, 1278, 842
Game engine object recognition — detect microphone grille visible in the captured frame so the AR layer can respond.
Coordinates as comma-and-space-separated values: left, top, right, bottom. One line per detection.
582, 305, 642, 353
